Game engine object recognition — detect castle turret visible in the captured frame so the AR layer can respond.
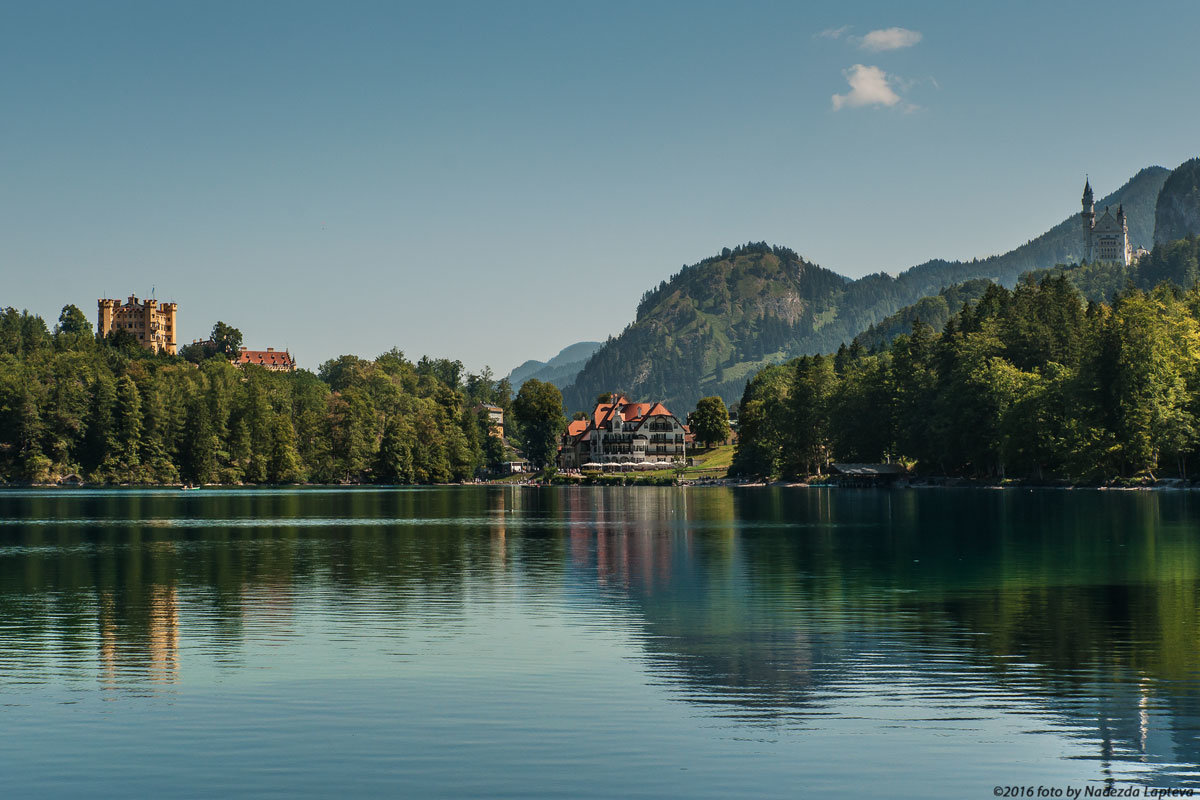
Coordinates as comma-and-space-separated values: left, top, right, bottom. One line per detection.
1117, 205, 1131, 264
1082, 178, 1095, 262
98, 298, 117, 338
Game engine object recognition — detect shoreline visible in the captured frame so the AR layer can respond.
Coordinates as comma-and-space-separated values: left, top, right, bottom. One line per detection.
7, 479, 1200, 492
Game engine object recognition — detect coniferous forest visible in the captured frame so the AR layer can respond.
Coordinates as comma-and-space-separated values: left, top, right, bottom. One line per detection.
733, 237, 1200, 483
0, 306, 515, 485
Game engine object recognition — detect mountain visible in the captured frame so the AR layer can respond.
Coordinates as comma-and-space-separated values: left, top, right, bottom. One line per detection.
563, 167, 1169, 414
563, 243, 848, 412
1154, 158, 1200, 245
506, 341, 602, 389
855, 234, 1200, 353
852, 279, 995, 352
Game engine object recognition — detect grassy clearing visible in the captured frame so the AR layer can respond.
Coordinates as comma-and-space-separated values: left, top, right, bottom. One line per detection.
678, 444, 733, 479
630, 443, 734, 481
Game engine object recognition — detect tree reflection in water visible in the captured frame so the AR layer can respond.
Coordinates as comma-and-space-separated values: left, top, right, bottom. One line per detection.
0, 486, 1197, 786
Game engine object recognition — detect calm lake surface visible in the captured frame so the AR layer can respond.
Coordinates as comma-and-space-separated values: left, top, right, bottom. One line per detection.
1, 487, 1199, 797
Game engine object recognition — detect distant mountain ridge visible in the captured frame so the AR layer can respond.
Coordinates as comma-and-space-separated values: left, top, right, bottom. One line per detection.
1155, 158, 1200, 245
854, 230, 1200, 356
506, 341, 602, 389
858, 159, 1200, 351
562, 166, 1170, 413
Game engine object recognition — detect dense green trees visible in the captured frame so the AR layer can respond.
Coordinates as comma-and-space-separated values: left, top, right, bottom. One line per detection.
512, 379, 566, 470
180, 321, 244, 363
690, 396, 730, 448
733, 274, 1200, 483
733, 364, 793, 479
211, 321, 243, 357
0, 311, 521, 485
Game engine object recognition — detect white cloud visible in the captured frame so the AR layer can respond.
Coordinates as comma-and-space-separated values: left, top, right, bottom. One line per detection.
859, 27, 922, 51
818, 25, 850, 40
831, 64, 902, 111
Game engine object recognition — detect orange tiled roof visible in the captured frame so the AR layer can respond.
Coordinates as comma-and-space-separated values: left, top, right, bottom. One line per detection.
644, 402, 672, 417
585, 397, 678, 429
567, 419, 588, 437
235, 348, 294, 368
622, 402, 652, 421
593, 403, 613, 427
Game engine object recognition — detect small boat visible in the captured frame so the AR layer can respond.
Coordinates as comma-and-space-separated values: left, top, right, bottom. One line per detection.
180, 483, 201, 491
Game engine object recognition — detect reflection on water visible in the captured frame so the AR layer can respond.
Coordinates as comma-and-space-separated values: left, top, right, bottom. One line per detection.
1, 487, 1199, 797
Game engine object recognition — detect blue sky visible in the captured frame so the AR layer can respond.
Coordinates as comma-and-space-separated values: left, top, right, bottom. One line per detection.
2, 0, 1198, 375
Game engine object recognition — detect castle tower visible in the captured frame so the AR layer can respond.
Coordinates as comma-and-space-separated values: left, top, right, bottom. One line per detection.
160, 302, 178, 354
1082, 178, 1095, 262
98, 298, 117, 338
1116, 205, 1132, 264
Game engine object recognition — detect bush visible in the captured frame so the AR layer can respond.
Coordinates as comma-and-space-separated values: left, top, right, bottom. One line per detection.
550, 474, 583, 486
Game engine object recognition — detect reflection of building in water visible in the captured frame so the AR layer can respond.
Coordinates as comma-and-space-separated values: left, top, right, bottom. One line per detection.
488, 488, 512, 569
147, 586, 179, 681
551, 488, 1200, 786
1033, 672, 1200, 787
98, 586, 180, 687
99, 592, 117, 687
559, 488, 697, 590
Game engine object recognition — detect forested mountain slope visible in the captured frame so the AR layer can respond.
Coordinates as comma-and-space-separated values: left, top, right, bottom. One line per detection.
732, 273, 1200, 483
1155, 158, 1200, 245
563, 167, 1169, 413
855, 218, 1200, 354
852, 279, 995, 353
562, 243, 848, 413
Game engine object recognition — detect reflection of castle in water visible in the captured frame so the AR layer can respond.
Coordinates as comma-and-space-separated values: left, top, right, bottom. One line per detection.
3, 487, 1200, 785
552, 488, 1200, 787
99, 585, 179, 687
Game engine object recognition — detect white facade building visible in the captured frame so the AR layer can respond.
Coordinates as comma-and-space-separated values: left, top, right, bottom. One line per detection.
559, 396, 688, 469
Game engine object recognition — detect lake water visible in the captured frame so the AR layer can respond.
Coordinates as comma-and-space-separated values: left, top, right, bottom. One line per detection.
1, 487, 1199, 797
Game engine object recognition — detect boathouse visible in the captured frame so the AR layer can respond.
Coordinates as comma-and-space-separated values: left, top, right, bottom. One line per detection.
829, 463, 906, 487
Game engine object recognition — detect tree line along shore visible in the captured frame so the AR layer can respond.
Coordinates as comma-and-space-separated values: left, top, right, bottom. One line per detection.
5, 234, 1200, 488
734, 268, 1200, 486
0, 306, 568, 486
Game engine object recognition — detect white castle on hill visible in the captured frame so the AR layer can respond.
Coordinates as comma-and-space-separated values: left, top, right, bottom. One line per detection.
1081, 178, 1132, 266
